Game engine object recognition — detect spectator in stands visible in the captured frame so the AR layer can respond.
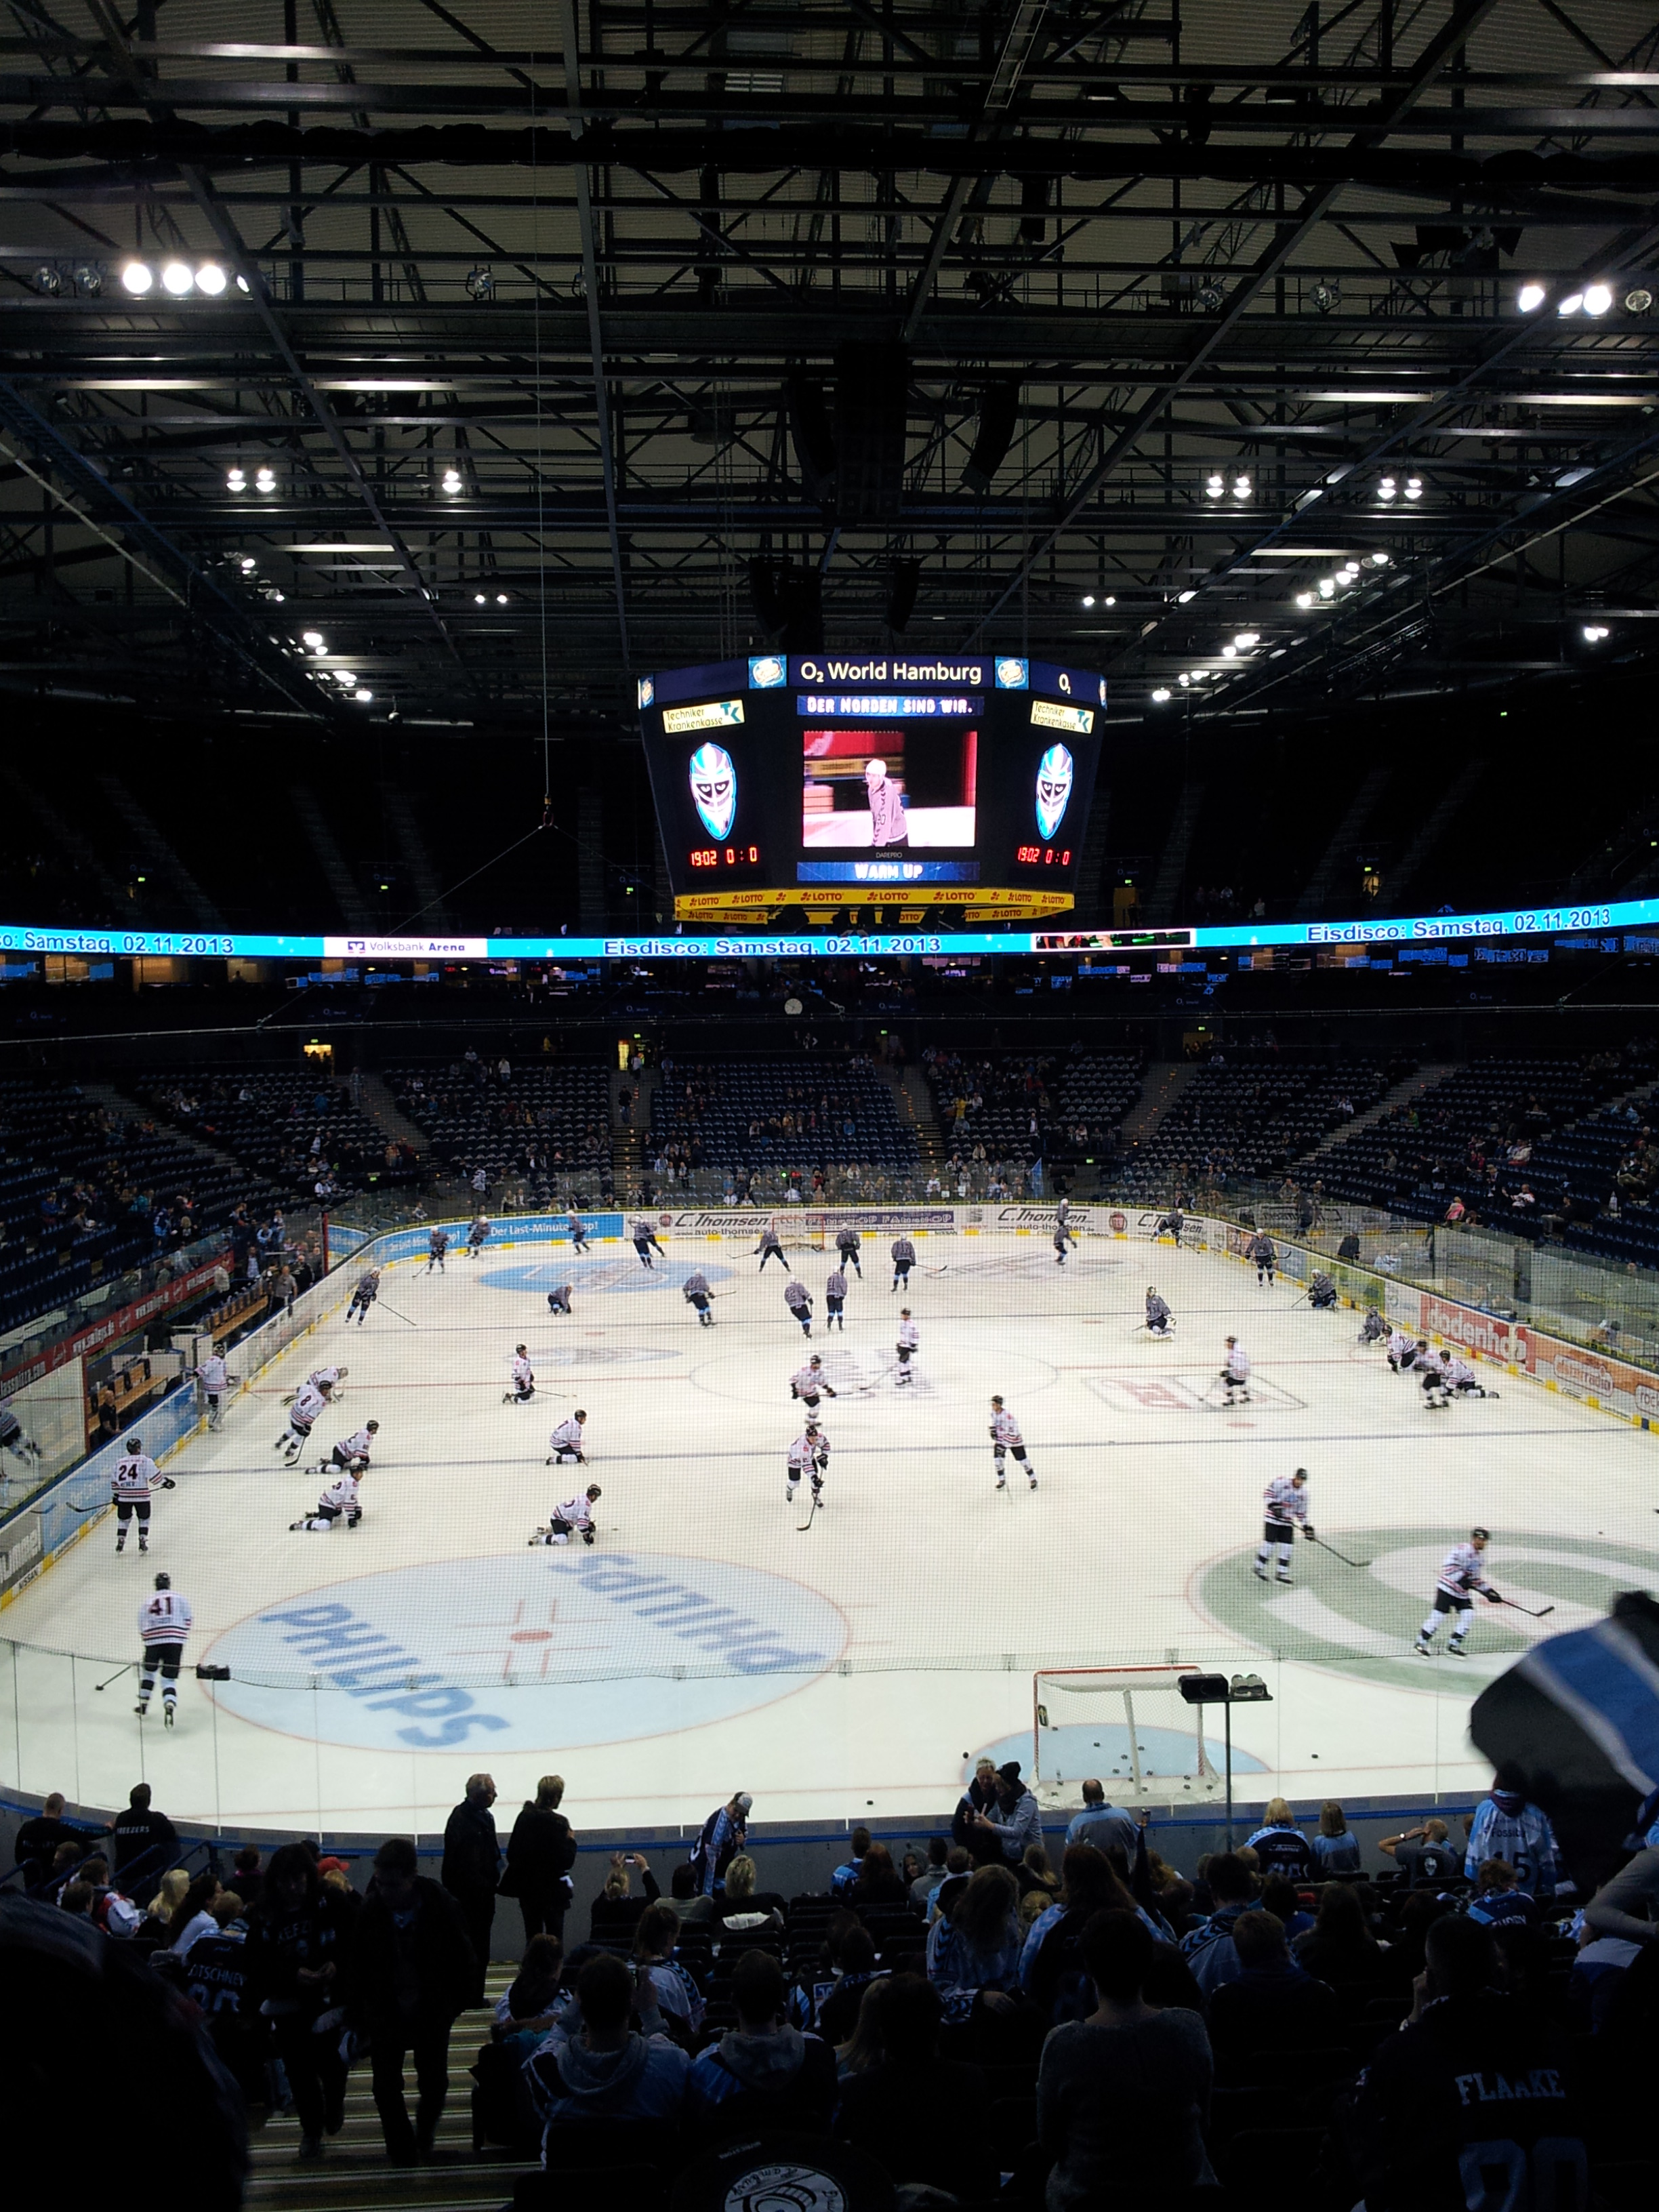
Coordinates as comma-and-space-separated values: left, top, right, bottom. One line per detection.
1207, 1908, 1340, 2064
970, 1760, 1042, 1863
590, 1850, 661, 1940
1065, 1779, 1138, 1861
493, 1933, 570, 2051
1465, 1767, 1560, 1898
836, 1972, 994, 2198
111, 1781, 177, 1907
525, 1950, 691, 2130
1179, 1850, 1256, 1996
1311, 1799, 1362, 1875
951, 1756, 1003, 1865
66, 1855, 142, 1938
352, 1835, 476, 2165
1292, 1878, 1388, 1991
829, 1825, 871, 1895
1038, 1910, 1214, 2208
1020, 1843, 1145, 2025
1468, 1859, 1538, 1929
13, 1793, 89, 1889
1380, 1815, 1462, 1887
926, 1861, 1023, 2022
853, 1842, 908, 1906
689, 1790, 750, 1895
229, 1845, 264, 1908
167, 1872, 224, 1959
909, 1835, 951, 1914
245, 1843, 354, 2161
660, 1861, 716, 1927
1345, 1913, 1585, 2212
502, 1774, 577, 1946
440, 1772, 499, 2005
711, 1853, 786, 1928
1244, 1797, 1317, 1880
688, 1947, 836, 2141
632, 1901, 707, 2044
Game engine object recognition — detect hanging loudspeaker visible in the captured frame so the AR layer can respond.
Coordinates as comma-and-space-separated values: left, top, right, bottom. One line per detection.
962, 381, 1021, 494
884, 558, 921, 634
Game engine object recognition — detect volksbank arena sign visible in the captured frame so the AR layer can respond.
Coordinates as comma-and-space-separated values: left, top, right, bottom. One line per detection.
0, 894, 1652, 964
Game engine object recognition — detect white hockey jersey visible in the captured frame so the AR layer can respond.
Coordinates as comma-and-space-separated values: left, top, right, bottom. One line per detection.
1262, 1474, 1308, 1525
1225, 1343, 1251, 1380
512, 1355, 534, 1389
112, 1452, 161, 1500
897, 1318, 920, 1352
319, 1471, 360, 1515
290, 1383, 327, 1429
991, 1409, 1023, 1448
198, 1354, 228, 1393
549, 1416, 586, 1453
308, 1366, 344, 1391
1443, 1353, 1478, 1389
335, 1428, 375, 1465
1388, 1329, 1415, 1360
788, 1430, 827, 1472
556, 1492, 594, 1531
792, 1364, 827, 1398
137, 1589, 193, 1646
1436, 1542, 1492, 1599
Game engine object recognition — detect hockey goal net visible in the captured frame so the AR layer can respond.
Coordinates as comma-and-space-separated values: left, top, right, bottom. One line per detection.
774, 1209, 827, 1253
1033, 1666, 1221, 1803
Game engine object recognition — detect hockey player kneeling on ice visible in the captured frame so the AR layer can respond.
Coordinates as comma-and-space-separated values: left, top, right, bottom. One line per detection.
112, 1434, 173, 1553
1358, 1308, 1387, 1346
989, 1396, 1036, 1490
784, 1278, 813, 1338
0, 1398, 41, 1466
1154, 1206, 1185, 1246
505, 1345, 535, 1404
531, 1484, 601, 1547
1308, 1271, 1337, 1310
315, 1420, 378, 1479
1387, 1328, 1427, 1374
1254, 1469, 1311, 1584
896, 1309, 919, 1385
546, 1282, 573, 1317
787, 1423, 828, 1507
1248, 1232, 1276, 1286
1416, 1528, 1502, 1658
1422, 1347, 1498, 1409
136, 1572, 192, 1725
791, 1354, 838, 1414
291, 1465, 363, 1533
1145, 1286, 1174, 1336
548, 1410, 588, 1465
683, 1269, 714, 1326
1221, 1336, 1251, 1404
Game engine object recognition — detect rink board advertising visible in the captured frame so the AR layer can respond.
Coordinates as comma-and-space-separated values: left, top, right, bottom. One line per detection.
637, 654, 1107, 918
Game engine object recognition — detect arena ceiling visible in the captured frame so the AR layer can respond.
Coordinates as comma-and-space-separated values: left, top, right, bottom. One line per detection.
3, 0, 1659, 738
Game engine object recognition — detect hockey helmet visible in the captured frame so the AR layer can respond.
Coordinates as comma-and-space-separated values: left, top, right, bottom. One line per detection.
154, 1571, 171, 1590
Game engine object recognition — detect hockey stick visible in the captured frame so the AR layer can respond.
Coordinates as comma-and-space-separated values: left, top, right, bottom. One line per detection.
1307, 1533, 1372, 1570
922, 1264, 950, 1277
796, 1490, 819, 1534
1495, 1596, 1556, 1619
375, 1300, 418, 1328
93, 1660, 135, 1692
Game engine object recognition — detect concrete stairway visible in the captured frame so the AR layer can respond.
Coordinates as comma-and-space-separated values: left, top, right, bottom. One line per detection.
352, 1072, 431, 1156
1117, 1060, 1198, 1148
890, 1064, 945, 1167
1298, 1062, 1456, 1168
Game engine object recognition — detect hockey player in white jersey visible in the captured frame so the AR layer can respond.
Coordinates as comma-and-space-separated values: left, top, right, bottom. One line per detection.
306, 1363, 346, 1397
790, 1355, 838, 1414
317, 1420, 378, 1478
275, 1380, 328, 1465
1248, 1233, 1277, 1286
1415, 1528, 1504, 1657
1253, 1469, 1311, 1584
136, 1572, 192, 1724
783, 1279, 813, 1338
1423, 1347, 1498, 1408
111, 1435, 172, 1553
786, 1423, 828, 1509
530, 1483, 602, 1547
194, 1349, 232, 1429
824, 1265, 848, 1330
683, 1269, 714, 1327
1219, 1336, 1251, 1406
989, 1396, 1036, 1490
290, 1466, 364, 1534
1145, 1287, 1174, 1337
895, 1309, 919, 1386
1387, 1328, 1426, 1374
548, 1410, 588, 1465
504, 1346, 536, 1404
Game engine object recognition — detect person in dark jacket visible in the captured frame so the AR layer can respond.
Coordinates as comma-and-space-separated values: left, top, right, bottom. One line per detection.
951, 1757, 1004, 1866
440, 1772, 499, 2005
687, 1948, 838, 2142
504, 1775, 577, 1945
14, 1793, 99, 1890
836, 1973, 996, 2202
588, 1851, 661, 1941
1243, 1799, 1317, 1881
243, 1842, 355, 2160
110, 1782, 178, 1907
351, 1836, 477, 2165
1205, 1909, 1341, 2076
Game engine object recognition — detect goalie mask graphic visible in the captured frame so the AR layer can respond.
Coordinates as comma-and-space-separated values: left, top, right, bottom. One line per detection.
688, 742, 737, 840
1034, 743, 1075, 840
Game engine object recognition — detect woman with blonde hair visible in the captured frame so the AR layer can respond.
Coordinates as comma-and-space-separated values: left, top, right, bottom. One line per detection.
504, 1771, 577, 1943
1244, 1795, 1315, 1881
587, 1848, 659, 1942
926, 1862, 1023, 2023
713, 1852, 787, 1928
1311, 1799, 1363, 1876
147, 1866, 190, 1922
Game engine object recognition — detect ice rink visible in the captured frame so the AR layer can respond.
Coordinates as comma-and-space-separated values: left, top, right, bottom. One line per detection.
5, 1224, 1656, 1836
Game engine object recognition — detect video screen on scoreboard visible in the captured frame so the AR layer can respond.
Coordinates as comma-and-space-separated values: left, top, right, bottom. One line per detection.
638, 654, 1103, 904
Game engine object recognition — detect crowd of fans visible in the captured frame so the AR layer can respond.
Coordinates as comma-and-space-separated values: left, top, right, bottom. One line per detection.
8, 1759, 1656, 2205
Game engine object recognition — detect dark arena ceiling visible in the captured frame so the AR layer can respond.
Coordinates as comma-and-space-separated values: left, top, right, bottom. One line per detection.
4, 0, 1659, 738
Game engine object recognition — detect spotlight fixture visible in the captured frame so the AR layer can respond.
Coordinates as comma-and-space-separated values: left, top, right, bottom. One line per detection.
1557, 292, 1584, 316
194, 261, 228, 296
1103, 595, 1116, 606
442, 468, 463, 494
239, 556, 257, 573
1311, 281, 1340, 313
226, 466, 246, 492
119, 260, 153, 295
1317, 577, 1335, 598
34, 266, 62, 296
160, 260, 194, 296
464, 264, 495, 301
1517, 281, 1546, 313
1371, 551, 1390, 566
1378, 476, 1397, 500
1178, 672, 1191, 687
1625, 287, 1654, 314
1296, 592, 1314, 609
254, 465, 276, 493
354, 689, 373, 703
1584, 283, 1613, 317
73, 264, 102, 297
1176, 588, 1197, 603
1231, 474, 1252, 499
1205, 474, 1225, 499
1404, 476, 1422, 499
474, 592, 487, 605
302, 630, 325, 649
333, 669, 356, 686
1151, 687, 1172, 702
1197, 283, 1224, 312
1221, 644, 1237, 659
496, 592, 509, 605
312, 642, 329, 657
1234, 631, 1259, 648
1582, 623, 1610, 642
1082, 594, 1095, 607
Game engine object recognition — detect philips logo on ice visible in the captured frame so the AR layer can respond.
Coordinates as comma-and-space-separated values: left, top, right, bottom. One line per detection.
1035, 744, 1075, 840
689, 742, 738, 840
201, 1553, 847, 1753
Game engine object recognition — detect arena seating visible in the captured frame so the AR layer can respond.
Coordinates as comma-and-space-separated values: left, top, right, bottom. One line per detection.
131, 1068, 415, 1202
924, 1047, 1143, 1170
1120, 1053, 1395, 1193
389, 1059, 613, 1191
647, 1057, 917, 1183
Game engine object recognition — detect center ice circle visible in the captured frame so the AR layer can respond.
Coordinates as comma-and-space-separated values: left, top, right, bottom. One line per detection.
203, 1550, 848, 1753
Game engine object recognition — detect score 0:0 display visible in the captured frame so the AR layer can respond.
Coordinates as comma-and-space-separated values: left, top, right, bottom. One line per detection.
689, 844, 762, 868
1016, 844, 1072, 866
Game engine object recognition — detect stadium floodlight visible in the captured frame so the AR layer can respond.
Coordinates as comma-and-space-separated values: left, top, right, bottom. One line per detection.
1557, 292, 1584, 316
1626, 288, 1654, 314
1584, 283, 1613, 317
1231, 474, 1252, 499
255, 465, 276, 493
1311, 281, 1340, 314
1178, 672, 1191, 687
1082, 594, 1095, 607
333, 669, 356, 686
1295, 592, 1314, 609
1317, 577, 1336, 598
226, 466, 246, 492
194, 261, 228, 295
1205, 474, 1225, 498
1151, 687, 1172, 701
1177, 588, 1197, 603
120, 259, 153, 295
496, 592, 509, 605
464, 264, 495, 301
239, 555, 257, 572
1517, 281, 1546, 313
1103, 595, 1116, 606
302, 630, 325, 649
354, 689, 373, 703
442, 467, 464, 494
1234, 632, 1259, 648
1371, 552, 1390, 566
474, 592, 487, 605
35, 265, 62, 296
1404, 476, 1423, 499
160, 259, 194, 296
1582, 624, 1610, 642
1221, 644, 1237, 658
1378, 476, 1397, 500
